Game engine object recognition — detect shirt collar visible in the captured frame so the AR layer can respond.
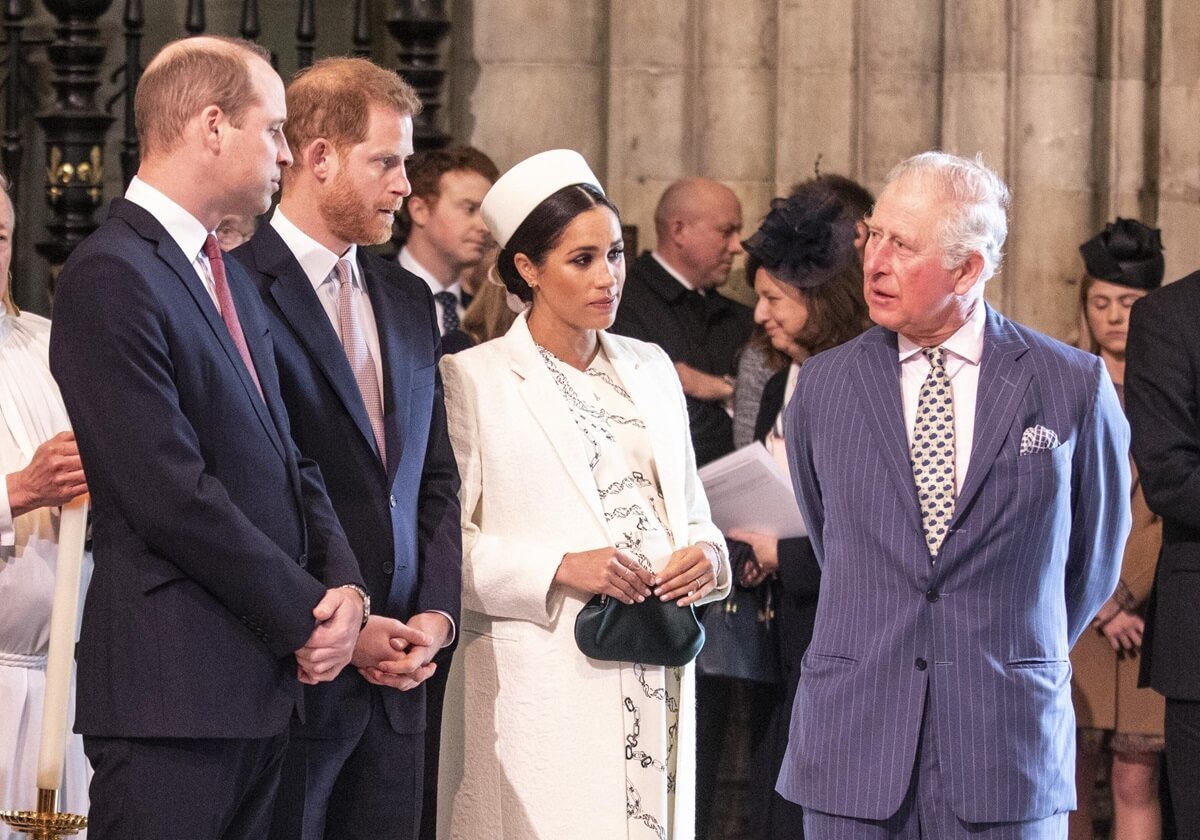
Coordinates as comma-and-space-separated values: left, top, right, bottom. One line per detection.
125, 176, 210, 264
650, 252, 698, 293
897, 299, 987, 365
399, 247, 461, 299
270, 209, 360, 293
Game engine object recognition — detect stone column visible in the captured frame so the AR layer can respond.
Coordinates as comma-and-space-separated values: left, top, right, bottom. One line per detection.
1005, 1, 1097, 337
774, 0, 861, 190
858, 0, 943, 194
464, 0, 608, 172
1156, 0, 1200, 282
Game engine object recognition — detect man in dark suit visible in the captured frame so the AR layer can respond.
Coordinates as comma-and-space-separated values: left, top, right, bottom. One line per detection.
49, 37, 367, 839
230, 58, 461, 840
1126, 271, 1200, 835
780, 152, 1130, 838
610, 177, 753, 468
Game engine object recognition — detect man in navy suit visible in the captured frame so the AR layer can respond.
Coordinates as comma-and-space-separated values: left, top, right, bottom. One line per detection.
49, 37, 367, 839
778, 152, 1130, 838
231, 58, 461, 840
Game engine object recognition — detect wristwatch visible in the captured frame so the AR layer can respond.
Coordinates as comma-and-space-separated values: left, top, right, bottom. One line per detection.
339, 583, 371, 629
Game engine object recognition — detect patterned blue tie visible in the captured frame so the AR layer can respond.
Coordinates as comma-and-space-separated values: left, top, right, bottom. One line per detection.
911, 347, 956, 557
433, 290, 459, 335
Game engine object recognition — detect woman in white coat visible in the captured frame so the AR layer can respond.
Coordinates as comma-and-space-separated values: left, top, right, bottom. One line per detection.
437, 150, 730, 840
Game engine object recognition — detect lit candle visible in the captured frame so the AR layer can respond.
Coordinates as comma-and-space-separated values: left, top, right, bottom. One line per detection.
35, 495, 89, 794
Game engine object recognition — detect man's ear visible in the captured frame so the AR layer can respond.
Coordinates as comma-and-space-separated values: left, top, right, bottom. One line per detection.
953, 251, 986, 296
303, 138, 336, 183
408, 194, 433, 228
199, 105, 224, 154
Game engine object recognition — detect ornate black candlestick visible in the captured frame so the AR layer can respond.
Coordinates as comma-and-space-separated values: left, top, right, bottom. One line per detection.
35, 0, 116, 274
386, 0, 450, 150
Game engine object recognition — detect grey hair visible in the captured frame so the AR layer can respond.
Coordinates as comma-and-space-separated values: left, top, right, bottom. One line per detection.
884, 151, 1011, 282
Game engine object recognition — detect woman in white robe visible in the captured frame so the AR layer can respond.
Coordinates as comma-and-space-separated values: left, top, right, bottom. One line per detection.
0, 181, 91, 837
437, 151, 730, 839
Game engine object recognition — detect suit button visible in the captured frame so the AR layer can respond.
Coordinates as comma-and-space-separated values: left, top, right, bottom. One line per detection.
297, 553, 308, 568
389, 494, 396, 509
382, 562, 394, 574
915, 658, 928, 671
925, 588, 938, 602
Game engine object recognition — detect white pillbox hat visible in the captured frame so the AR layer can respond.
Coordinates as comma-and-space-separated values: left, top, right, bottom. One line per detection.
481, 149, 603, 249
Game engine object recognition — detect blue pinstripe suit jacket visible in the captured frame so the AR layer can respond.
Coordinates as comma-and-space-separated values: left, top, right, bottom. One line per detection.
776, 305, 1130, 823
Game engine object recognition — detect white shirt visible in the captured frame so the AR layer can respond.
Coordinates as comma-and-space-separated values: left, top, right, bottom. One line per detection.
399, 247, 464, 334
270, 211, 384, 393
125, 176, 220, 308
650, 252, 699, 293
897, 302, 987, 495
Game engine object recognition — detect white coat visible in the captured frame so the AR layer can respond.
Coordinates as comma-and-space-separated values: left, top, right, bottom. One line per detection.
437, 313, 729, 839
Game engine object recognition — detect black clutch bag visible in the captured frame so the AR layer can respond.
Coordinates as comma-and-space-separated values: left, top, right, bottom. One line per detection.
574, 594, 706, 667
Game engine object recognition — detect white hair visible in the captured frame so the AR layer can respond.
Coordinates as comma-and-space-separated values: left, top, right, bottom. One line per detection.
884, 151, 1011, 282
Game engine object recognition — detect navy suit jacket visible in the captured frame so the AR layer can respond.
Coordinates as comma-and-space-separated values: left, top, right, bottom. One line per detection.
1127, 272, 1200, 699
777, 306, 1130, 823
49, 198, 362, 739
233, 225, 461, 737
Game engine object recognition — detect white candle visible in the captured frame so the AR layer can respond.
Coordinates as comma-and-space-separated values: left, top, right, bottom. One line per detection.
35, 495, 89, 793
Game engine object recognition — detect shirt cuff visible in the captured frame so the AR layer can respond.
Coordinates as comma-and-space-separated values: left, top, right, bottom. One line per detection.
427, 610, 456, 648
0, 473, 16, 547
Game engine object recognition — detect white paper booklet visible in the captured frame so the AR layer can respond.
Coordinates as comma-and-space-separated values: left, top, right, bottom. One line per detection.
697, 443, 807, 539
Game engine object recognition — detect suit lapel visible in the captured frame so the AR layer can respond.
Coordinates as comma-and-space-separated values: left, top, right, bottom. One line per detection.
361, 255, 410, 484
254, 228, 385, 471
113, 200, 286, 461
504, 317, 607, 529
948, 306, 1031, 529
853, 329, 923, 525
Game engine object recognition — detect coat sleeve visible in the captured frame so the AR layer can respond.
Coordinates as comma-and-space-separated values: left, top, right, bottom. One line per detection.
785, 367, 826, 567
439, 352, 571, 626
1119, 478, 1162, 606
1126, 293, 1200, 530
49, 250, 327, 657
1065, 359, 1131, 646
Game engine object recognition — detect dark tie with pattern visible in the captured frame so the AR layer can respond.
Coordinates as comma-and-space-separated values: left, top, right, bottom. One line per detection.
203, 234, 263, 400
911, 346, 956, 558
433, 290, 459, 335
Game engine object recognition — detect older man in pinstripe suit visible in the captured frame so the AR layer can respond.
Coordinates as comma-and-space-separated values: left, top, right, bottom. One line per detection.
777, 152, 1130, 839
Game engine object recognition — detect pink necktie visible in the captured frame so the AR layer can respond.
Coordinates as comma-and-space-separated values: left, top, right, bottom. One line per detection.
335, 259, 386, 463
204, 234, 264, 400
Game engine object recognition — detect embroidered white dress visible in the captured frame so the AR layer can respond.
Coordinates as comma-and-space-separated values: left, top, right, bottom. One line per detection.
538, 345, 682, 839
0, 311, 91, 836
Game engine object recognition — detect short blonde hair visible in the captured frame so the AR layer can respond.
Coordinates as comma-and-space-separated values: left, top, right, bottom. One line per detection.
134, 36, 271, 158
283, 57, 421, 173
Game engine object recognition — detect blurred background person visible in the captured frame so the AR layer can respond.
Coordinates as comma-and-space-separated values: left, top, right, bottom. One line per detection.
1070, 218, 1166, 840
728, 179, 872, 840
215, 214, 258, 252
441, 273, 517, 352
396, 145, 499, 341
438, 149, 730, 839
0, 174, 91, 837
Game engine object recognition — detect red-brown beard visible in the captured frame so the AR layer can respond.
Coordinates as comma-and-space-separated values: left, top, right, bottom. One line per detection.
319, 170, 396, 247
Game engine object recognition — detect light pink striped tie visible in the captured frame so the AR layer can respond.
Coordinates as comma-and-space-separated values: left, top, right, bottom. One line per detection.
335, 259, 386, 463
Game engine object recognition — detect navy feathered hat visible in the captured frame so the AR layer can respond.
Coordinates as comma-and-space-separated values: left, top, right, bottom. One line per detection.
742, 184, 858, 290
1079, 218, 1164, 291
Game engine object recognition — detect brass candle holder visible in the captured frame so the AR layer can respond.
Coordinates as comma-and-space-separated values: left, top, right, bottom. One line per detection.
0, 788, 88, 839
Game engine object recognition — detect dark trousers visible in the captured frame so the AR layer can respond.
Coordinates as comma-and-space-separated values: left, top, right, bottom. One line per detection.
268, 688, 424, 840
418, 649, 453, 840
84, 731, 289, 840
1164, 698, 1200, 836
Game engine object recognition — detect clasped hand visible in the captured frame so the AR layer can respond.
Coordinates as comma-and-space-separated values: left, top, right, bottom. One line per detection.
355, 612, 450, 692
295, 587, 363, 685
8, 431, 88, 518
555, 543, 720, 607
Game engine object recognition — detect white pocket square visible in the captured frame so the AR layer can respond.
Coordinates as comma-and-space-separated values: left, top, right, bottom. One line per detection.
1020, 425, 1059, 455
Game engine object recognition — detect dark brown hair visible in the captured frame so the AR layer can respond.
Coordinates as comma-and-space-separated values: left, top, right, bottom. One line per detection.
496, 183, 620, 303
395, 146, 500, 240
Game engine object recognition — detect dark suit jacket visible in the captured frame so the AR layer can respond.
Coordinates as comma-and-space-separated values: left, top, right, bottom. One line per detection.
1127, 271, 1200, 699
233, 225, 462, 737
753, 369, 821, 704
778, 306, 1129, 823
49, 198, 362, 739
610, 252, 753, 466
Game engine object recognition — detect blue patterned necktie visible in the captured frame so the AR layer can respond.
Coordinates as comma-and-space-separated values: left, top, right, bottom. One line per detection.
433, 290, 459, 335
911, 346, 956, 557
